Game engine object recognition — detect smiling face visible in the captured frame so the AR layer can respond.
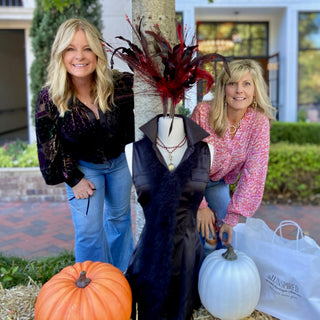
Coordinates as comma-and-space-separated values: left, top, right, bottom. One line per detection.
63, 29, 97, 83
225, 72, 255, 114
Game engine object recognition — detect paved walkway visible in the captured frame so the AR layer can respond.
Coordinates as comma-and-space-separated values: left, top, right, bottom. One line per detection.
0, 201, 319, 259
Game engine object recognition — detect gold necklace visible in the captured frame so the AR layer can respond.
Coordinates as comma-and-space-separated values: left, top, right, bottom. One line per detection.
229, 118, 243, 135
156, 136, 187, 171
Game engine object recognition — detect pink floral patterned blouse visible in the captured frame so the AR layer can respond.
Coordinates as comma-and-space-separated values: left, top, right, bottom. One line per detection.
191, 102, 270, 226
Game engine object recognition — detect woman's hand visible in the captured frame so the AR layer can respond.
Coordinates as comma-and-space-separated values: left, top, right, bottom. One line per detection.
219, 223, 233, 246
72, 178, 96, 199
197, 207, 216, 240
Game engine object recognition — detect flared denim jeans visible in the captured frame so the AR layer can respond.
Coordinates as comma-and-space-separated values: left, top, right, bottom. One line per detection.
65, 152, 134, 272
201, 179, 231, 254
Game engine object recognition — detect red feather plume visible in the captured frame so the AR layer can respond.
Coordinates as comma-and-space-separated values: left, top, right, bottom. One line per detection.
103, 16, 229, 117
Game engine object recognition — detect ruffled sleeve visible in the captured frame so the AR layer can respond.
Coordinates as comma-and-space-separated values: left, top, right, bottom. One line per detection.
223, 114, 270, 226
35, 88, 84, 187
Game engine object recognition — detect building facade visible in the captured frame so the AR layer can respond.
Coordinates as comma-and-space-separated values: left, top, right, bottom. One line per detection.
0, 0, 319, 143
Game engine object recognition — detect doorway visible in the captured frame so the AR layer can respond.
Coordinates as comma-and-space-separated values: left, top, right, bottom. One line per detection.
0, 29, 28, 143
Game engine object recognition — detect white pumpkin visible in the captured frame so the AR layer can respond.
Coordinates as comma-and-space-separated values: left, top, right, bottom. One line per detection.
198, 246, 261, 320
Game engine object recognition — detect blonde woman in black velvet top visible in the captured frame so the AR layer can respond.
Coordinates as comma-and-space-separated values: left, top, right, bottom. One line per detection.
35, 18, 134, 271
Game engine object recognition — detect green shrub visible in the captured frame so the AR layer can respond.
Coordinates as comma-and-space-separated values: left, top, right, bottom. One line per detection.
2, 139, 28, 160
0, 140, 38, 168
0, 148, 14, 167
16, 143, 39, 167
264, 143, 320, 204
270, 121, 320, 144
178, 104, 191, 117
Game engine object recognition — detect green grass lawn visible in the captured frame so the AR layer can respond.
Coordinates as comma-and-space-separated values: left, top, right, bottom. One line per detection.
0, 251, 75, 289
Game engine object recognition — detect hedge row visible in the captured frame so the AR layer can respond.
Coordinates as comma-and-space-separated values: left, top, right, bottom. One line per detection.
264, 143, 320, 204
270, 122, 320, 145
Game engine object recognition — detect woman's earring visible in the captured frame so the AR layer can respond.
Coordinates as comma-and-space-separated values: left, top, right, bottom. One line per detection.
252, 97, 257, 109
224, 100, 227, 108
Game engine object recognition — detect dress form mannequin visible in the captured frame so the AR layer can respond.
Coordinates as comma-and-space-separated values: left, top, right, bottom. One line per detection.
125, 116, 213, 174
125, 113, 214, 319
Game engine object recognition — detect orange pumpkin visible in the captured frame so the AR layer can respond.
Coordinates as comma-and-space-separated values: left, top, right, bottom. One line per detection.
34, 261, 132, 320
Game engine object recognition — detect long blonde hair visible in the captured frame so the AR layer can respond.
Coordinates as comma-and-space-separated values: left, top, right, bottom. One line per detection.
45, 18, 114, 116
209, 59, 275, 137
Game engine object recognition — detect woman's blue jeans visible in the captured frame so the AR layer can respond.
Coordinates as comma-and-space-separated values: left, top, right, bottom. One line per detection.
201, 179, 231, 254
65, 152, 134, 272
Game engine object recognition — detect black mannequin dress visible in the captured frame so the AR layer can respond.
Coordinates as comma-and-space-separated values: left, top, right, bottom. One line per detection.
126, 115, 211, 320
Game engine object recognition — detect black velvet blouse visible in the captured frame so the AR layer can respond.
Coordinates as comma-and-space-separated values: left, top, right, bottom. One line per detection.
35, 71, 134, 187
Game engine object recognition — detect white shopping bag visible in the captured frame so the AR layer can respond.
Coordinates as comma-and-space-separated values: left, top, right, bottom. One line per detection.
232, 218, 320, 320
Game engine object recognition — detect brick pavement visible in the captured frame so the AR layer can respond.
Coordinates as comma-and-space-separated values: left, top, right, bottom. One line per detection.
0, 201, 319, 259
0, 201, 74, 258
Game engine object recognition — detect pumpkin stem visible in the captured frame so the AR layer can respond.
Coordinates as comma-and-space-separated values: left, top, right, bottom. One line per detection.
76, 271, 91, 288
222, 245, 237, 261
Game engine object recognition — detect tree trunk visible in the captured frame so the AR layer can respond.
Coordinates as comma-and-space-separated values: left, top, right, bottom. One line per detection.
132, 0, 176, 241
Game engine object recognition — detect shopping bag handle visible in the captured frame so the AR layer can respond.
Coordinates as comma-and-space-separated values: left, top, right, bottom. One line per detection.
272, 220, 304, 250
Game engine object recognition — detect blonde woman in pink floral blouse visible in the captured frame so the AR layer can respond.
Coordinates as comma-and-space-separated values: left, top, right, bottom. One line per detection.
191, 59, 275, 253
